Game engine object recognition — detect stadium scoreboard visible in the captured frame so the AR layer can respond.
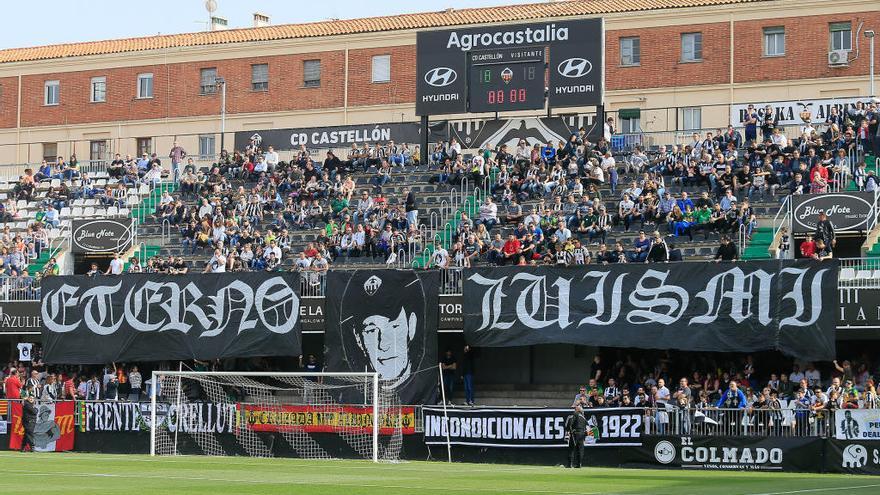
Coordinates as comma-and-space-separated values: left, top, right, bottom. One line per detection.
416, 18, 603, 116
468, 47, 545, 113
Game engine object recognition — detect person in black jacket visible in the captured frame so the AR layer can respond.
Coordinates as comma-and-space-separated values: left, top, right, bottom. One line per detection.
714, 236, 738, 262
565, 405, 588, 468
20, 395, 37, 452
814, 211, 835, 249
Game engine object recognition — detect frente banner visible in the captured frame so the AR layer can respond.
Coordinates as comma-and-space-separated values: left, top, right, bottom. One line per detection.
323, 270, 440, 405
239, 405, 417, 435
423, 407, 644, 448
9, 400, 75, 452
40, 273, 302, 364
463, 260, 837, 361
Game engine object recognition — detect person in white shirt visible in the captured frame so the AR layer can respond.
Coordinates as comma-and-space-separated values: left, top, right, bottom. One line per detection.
554, 221, 572, 243
264, 146, 279, 173
432, 242, 449, 268
294, 253, 312, 270
789, 365, 805, 385
253, 156, 267, 174
204, 249, 227, 273
106, 253, 125, 275
603, 117, 614, 142
655, 378, 671, 404
477, 197, 499, 230
770, 128, 788, 148
352, 225, 366, 255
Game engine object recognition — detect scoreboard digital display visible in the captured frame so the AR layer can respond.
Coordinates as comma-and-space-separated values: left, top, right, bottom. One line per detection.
416, 19, 603, 116
467, 47, 545, 113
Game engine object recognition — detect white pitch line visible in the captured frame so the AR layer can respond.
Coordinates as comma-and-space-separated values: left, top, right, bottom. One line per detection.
0, 452, 560, 474
747, 484, 880, 495
2, 469, 600, 495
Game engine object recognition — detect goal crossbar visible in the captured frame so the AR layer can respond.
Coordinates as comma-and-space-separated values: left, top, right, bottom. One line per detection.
149, 371, 382, 462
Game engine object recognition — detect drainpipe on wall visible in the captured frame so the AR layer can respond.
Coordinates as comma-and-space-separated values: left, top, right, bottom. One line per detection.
344, 46, 350, 125
16, 74, 21, 164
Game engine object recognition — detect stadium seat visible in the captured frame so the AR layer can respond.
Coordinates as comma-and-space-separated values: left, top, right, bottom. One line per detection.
107, 206, 119, 216
839, 268, 856, 281
855, 270, 872, 280
83, 207, 95, 217
59, 207, 71, 218
71, 207, 83, 217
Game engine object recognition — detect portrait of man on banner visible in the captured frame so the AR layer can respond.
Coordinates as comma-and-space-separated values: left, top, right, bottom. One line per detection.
325, 270, 439, 404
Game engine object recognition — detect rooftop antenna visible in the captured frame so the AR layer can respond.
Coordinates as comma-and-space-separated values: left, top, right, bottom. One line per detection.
205, 0, 218, 31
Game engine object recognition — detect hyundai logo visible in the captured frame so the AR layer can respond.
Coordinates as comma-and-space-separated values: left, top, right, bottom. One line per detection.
424, 67, 458, 87
557, 58, 592, 78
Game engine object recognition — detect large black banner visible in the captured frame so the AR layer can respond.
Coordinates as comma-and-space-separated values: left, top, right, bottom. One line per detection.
324, 270, 440, 404
0, 302, 41, 333
233, 122, 447, 151
40, 273, 302, 364
635, 436, 822, 472
464, 261, 837, 361
423, 407, 644, 448
826, 439, 880, 475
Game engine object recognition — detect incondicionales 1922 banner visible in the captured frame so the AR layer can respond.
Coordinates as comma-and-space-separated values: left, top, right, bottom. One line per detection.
463, 260, 837, 361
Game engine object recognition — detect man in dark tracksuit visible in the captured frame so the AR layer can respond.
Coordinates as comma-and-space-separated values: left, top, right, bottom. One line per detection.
565, 405, 588, 468
20, 395, 37, 452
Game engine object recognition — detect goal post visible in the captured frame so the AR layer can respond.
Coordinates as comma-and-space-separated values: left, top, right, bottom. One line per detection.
149, 370, 403, 462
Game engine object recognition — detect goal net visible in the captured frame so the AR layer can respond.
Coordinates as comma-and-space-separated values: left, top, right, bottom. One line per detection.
149, 371, 405, 462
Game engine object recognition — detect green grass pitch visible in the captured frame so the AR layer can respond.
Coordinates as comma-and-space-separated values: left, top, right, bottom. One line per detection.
0, 452, 877, 495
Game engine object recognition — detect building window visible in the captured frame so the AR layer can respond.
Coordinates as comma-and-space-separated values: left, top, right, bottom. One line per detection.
681, 32, 703, 62
682, 107, 702, 130
620, 37, 640, 66
137, 73, 153, 99
44, 80, 60, 106
199, 135, 216, 159
90, 140, 109, 165
42, 143, 57, 163
200, 68, 218, 94
371, 55, 391, 83
830, 22, 852, 51
90, 76, 106, 103
763, 27, 785, 57
618, 109, 641, 134
251, 64, 268, 91
304, 60, 321, 88
136, 138, 152, 157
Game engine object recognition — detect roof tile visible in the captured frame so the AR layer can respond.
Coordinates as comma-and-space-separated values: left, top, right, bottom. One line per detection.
0, 0, 768, 64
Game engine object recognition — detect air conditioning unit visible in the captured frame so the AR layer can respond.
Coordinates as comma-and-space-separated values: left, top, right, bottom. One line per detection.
828, 49, 849, 66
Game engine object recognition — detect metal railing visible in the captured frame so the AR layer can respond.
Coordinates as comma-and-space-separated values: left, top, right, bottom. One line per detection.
0, 276, 40, 300
838, 257, 880, 288
771, 195, 791, 260
648, 406, 835, 438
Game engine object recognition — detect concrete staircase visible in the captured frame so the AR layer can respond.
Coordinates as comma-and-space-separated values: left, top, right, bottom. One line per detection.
449, 383, 578, 408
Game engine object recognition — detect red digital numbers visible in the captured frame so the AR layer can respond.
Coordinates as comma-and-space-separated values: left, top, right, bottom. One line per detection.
487, 89, 527, 105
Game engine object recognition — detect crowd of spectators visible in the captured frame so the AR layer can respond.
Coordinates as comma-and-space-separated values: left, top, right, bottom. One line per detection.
572, 351, 878, 435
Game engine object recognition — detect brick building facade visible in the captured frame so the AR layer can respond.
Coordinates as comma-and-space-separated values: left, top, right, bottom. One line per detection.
0, 0, 875, 163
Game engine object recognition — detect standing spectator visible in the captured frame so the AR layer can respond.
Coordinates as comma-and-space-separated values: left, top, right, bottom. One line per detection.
462, 345, 476, 406
169, 141, 186, 182
403, 187, 418, 229
814, 211, 835, 249
128, 366, 142, 402
106, 253, 125, 275
40, 374, 58, 402
3, 368, 21, 399
20, 395, 37, 452
742, 104, 759, 144
440, 349, 457, 405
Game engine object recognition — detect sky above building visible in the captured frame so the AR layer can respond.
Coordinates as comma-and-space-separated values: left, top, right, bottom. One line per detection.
0, 0, 539, 49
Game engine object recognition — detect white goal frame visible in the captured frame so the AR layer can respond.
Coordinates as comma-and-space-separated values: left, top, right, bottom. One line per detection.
150, 371, 381, 462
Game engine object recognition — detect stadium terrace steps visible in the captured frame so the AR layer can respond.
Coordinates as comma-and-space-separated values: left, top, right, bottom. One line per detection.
135, 164, 791, 270
741, 227, 774, 260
